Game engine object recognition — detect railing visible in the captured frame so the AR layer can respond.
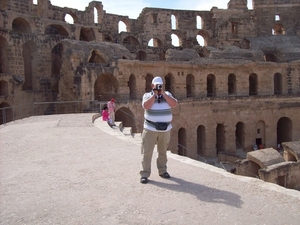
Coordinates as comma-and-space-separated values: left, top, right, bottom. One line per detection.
106, 92, 300, 103
0, 100, 102, 125
177, 143, 207, 164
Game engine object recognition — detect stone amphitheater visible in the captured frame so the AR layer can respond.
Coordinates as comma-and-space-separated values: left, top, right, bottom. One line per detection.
0, 0, 299, 190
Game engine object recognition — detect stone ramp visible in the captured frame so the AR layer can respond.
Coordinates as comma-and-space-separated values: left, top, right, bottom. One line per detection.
0, 114, 300, 225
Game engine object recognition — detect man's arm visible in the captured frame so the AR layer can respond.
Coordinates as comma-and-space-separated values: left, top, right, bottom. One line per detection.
162, 92, 177, 108
143, 94, 156, 110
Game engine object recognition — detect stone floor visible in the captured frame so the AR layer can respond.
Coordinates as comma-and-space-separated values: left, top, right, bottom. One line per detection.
1, 113, 299, 225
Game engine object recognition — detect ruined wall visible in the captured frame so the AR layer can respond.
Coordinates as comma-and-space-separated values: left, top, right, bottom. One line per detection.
1, 0, 300, 158
253, 0, 300, 36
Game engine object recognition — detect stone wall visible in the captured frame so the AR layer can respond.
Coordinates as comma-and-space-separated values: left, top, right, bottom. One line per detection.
0, 0, 300, 160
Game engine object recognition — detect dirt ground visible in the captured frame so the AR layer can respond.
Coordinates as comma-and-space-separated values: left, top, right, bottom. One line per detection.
1, 114, 299, 225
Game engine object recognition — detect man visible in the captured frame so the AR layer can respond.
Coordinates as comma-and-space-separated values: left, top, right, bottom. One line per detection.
140, 76, 178, 184
107, 98, 116, 125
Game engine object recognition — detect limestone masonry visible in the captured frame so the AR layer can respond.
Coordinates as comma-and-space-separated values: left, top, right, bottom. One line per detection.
0, 0, 299, 190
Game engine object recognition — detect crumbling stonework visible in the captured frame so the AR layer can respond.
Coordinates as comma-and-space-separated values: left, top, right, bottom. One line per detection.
0, 1, 300, 165
235, 146, 300, 190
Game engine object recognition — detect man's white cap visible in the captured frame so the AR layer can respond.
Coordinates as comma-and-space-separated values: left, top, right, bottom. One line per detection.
152, 76, 163, 84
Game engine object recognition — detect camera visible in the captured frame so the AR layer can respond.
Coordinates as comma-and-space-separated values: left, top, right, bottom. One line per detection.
154, 84, 162, 90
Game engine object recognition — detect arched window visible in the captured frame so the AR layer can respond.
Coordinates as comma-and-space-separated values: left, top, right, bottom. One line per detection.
12, 17, 31, 33
171, 34, 180, 47
148, 37, 163, 48
216, 124, 225, 154
165, 73, 175, 96
197, 125, 206, 156
65, 14, 74, 24
249, 73, 258, 96
196, 16, 202, 29
228, 73, 236, 95
171, 14, 177, 30
80, 27, 95, 42
145, 74, 154, 92
128, 74, 136, 100
118, 21, 127, 33
178, 128, 187, 156
207, 74, 216, 97
136, 51, 147, 61
196, 35, 204, 46
274, 73, 282, 95
236, 122, 245, 150
186, 74, 195, 98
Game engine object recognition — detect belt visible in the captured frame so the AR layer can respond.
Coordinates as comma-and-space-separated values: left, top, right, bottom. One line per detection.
145, 120, 170, 126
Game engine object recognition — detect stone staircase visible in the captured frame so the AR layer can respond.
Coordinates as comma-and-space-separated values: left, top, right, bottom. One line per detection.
93, 114, 142, 146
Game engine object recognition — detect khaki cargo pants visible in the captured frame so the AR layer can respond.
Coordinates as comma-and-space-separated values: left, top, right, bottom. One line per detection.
140, 129, 171, 178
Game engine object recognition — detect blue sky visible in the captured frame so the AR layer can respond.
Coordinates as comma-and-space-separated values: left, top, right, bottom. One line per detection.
48, 0, 253, 19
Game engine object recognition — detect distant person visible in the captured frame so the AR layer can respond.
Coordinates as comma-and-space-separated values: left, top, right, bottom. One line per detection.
107, 98, 116, 126
140, 76, 178, 184
101, 106, 113, 126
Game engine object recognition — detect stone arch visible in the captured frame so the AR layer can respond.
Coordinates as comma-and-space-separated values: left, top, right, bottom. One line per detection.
136, 50, 147, 61
94, 73, 119, 101
196, 35, 204, 46
64, 11, 77, 24
165, 73, 175, 97
186, 74, 195, 98
64, 14, 74, 24
255, 120, 266, 148
0, 80, 8, 96
118, 20, 127, 33
128, 74, 136, 100
148, 37, 163, 48
12, 17, 31, 33
228, 73, 236, 95
0, 102, 13, 124
197, 30, 210, 46
0, 36, 9, 74
80, 27, 95, 42
216, 124, 225, 154
178, 127, 187, 156
207, 74, 216, 97
93, 3, 104, 24
274, 73, 282, 95
88, 50, 106, 64
22, 40, 37, 90
197, 125, 206, 156
45, 24, 69, 37
236, 122, 245, 150
171, 33, 180, 47
115, 107, 137, 133
277, 117, 292, 145
103, 34, 113, 42
123, 36, 139, 46
249, 73, 258, 96
145, 74, 153, 92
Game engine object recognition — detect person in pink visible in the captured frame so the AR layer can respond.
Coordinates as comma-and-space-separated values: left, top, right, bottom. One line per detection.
107, 98, 116, 125
102, 106, 112, 126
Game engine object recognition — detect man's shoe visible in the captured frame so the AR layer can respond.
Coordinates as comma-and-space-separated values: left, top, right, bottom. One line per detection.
159, 172, 171, 178
140, 177, 148, 184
